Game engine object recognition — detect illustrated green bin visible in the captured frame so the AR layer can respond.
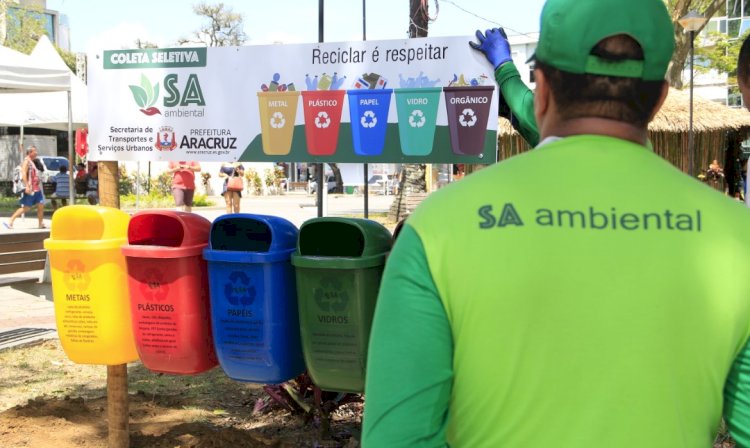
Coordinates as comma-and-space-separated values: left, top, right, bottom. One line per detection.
291, 217, 392, 393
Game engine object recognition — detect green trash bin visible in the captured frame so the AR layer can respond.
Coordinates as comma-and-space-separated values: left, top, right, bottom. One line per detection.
291, 217, 392, 393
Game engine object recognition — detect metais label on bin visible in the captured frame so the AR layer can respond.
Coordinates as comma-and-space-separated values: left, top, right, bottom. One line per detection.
88, 36, 497, 163
60, 259, 98, 344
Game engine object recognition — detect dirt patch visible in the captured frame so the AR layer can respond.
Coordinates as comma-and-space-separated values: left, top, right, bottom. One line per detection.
0, 340, 361, 447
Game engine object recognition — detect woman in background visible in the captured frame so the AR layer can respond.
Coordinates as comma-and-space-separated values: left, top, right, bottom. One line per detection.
219, 161, 245, 213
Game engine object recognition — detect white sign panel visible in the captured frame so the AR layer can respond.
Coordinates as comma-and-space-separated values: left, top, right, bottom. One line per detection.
88, 36, 498, 163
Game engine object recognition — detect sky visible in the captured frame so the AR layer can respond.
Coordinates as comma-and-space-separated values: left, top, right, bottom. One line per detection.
45, 0, 545, 54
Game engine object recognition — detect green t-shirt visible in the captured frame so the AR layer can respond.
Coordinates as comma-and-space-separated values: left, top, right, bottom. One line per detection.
363, 135, 750, 447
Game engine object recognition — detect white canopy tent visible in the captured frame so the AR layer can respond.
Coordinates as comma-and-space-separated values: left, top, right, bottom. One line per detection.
0, 36, 84, 130
0, 38, 70, 93
0, 36, 75, 200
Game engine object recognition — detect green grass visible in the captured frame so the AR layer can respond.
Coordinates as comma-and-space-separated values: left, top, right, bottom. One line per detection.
0, 194, 215, 213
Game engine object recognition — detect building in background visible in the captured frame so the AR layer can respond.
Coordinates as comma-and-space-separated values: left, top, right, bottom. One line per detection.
0, 0, 70, 51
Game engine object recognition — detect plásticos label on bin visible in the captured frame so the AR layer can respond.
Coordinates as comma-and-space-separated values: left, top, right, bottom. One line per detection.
132, 268, 179, 354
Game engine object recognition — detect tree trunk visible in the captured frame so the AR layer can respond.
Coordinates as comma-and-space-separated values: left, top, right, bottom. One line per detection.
667, 0, 725, 88
328, 163, 343, 193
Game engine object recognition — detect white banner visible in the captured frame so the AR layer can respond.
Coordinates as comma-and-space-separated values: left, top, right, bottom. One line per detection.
88, 36, 498, 163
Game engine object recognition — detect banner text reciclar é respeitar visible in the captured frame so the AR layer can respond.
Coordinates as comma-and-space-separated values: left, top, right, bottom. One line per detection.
312, 43, 448, 65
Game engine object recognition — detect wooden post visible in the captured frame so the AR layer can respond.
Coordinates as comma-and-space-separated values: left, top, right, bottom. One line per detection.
98, 161, 129, 448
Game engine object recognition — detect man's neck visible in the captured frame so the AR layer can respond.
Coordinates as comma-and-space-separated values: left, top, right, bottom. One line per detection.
541, 117, 649, 146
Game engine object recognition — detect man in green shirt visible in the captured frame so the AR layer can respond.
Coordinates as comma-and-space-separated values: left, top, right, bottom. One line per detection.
362, 0, 750, 447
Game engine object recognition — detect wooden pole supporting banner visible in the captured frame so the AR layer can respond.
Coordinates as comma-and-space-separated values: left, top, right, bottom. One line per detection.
107, 365, 129, 448
98, 161, 129, 448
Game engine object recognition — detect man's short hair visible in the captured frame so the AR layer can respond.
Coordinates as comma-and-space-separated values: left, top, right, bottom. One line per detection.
536, 35, 665, 127
26, 146, 37, 155
59, 165, 68, 173
738, 36, 750, 87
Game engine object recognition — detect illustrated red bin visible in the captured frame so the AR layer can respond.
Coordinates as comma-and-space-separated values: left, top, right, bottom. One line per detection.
121, 211, 218, 375
301, 90, 346, 156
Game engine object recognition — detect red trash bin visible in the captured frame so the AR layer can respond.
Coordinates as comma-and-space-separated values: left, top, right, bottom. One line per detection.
121, 211, 217, 375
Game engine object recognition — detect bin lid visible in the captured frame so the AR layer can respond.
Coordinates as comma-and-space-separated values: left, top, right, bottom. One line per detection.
293, 217, 391, 266
204, 213, 298, 263
44, 205, 130, 251
121, 210, 211, 258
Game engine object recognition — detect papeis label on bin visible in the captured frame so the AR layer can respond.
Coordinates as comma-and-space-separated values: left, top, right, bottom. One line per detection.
212, 269, 267, 364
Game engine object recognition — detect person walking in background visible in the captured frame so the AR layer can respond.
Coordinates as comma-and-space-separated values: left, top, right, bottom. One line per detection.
5, 146, 46, 229
363, 0, 750, 446
85, 166, 99, 205
219, 161, 244, 214
49, 164, 70, 210
168, 161, 201, 212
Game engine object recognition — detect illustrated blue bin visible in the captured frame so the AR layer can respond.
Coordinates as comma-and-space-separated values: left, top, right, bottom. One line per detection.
347, 89, 393, 156
203, 214, 305, 384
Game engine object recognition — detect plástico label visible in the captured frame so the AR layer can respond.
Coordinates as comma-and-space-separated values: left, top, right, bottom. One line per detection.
133, 268, 178, 354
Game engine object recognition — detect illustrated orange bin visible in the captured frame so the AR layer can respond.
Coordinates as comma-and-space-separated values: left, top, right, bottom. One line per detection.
44, 205, 138, 365
121, 211, 217, 375
257, 91, 300, 156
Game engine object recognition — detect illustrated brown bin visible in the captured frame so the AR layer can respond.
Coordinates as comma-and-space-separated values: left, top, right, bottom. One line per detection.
443, 86, 494, 156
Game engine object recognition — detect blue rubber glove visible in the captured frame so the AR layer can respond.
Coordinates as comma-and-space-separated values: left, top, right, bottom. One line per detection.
469, 28, 512, 69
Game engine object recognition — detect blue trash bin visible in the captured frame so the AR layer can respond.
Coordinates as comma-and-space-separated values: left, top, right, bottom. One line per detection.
203, 213, 304, 384
347, 89, 393, 156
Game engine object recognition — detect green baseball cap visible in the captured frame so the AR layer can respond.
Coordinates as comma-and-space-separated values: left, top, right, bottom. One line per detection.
529, 0, 675, 81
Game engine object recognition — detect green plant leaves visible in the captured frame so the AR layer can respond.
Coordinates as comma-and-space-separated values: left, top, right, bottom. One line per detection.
129, 74, 160, 108
141, 74, 153, 105
128, 85, 148, 108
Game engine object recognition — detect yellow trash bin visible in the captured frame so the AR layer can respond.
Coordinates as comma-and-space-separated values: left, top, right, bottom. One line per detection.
44, 205, 138, 365
257, 91, 300, 155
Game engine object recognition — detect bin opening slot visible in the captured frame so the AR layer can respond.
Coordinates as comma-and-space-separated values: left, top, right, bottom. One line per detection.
211, 219, 272, 252
128, 214, 184, 247
299, 222, 364, 257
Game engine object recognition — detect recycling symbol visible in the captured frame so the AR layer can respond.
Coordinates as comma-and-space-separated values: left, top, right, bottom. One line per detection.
270, 111, 286, 129
63, 259, 91, 292
224, 271, 256, 306
315, 111, 331, 129
458, 108, 477, 127
360, 110, 377, 128
409, 109, 426, 128
138, 268, 169, 302
314, 277, 350, 313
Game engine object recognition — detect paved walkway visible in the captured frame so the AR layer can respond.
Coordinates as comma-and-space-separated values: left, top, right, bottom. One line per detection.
0, 192, 397, 351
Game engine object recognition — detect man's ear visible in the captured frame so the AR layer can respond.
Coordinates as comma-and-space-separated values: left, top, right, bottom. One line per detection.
648, 81, 669, 122
533, 68, 550, 126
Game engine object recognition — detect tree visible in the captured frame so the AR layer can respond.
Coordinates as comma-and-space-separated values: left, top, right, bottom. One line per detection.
177, 2, 247, 47
695, 30, 750, 85
1, 0, 46, 54
55, 45, 77, 72
665, 0, 726, 88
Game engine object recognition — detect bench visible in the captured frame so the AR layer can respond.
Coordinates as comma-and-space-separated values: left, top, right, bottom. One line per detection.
0, 231, 51, 295
289, 181, 309, 192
